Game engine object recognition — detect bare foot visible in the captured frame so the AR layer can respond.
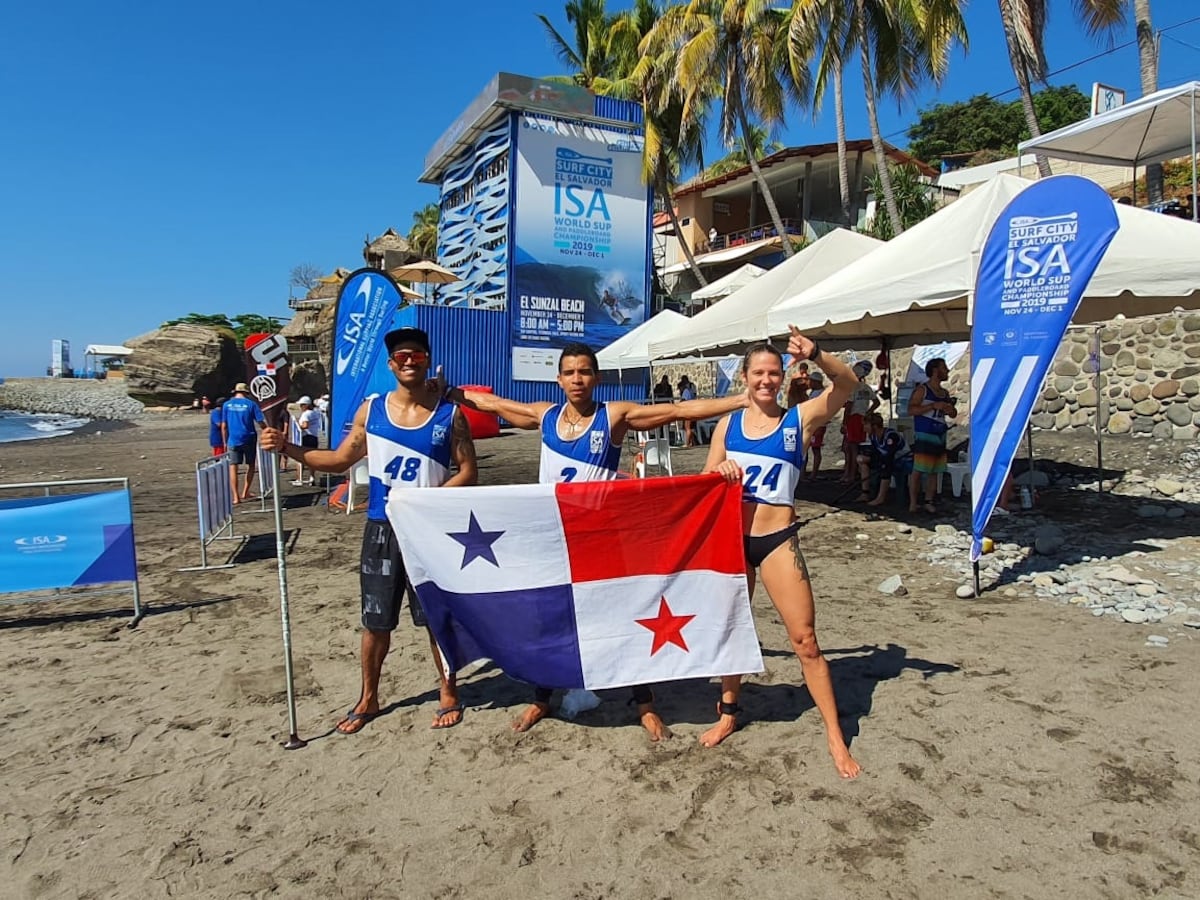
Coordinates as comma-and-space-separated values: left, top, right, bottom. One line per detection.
699, 713, 738, 748
830, 740, 862, 779
637, 705, 672, 742
867, 498, 886, 507
512, 701, 550, 733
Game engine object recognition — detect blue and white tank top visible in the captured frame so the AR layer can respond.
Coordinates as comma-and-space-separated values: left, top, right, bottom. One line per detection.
914, 382, 951, 437
723, 407, 805, 506
365, 394, 455, 520
538, 402, 621, 484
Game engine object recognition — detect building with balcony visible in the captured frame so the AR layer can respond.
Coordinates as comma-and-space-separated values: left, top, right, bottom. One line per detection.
658, 140, 936, 297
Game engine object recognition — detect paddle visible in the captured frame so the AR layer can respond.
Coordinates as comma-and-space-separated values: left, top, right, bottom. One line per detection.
243, 333, 306, 750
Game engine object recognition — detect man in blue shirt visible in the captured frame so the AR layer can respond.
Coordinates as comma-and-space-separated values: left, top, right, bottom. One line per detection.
221, 383, 264, 504
208, 397, 226, 456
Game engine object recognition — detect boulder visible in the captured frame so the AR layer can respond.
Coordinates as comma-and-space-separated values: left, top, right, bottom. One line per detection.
1151, 379, 1180, 400
1054, 360, 1079, 377
1183, 314, 1200, 332
1130, 383, 1151, 402
1165, 403, 1193, 427
291, 360, 329, 403
1183, 379, 1200, 397
1107, 411, 1132, 434
124, 324, 242, 405
1133, 398, 1160, 416
1076, 388, 1098, 407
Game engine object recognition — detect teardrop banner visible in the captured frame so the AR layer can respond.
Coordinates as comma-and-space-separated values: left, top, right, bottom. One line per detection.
242, 332, 306, 750
969, 176, 1120, 564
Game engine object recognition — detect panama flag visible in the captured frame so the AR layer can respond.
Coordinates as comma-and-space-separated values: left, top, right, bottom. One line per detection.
388, 474, 763, 690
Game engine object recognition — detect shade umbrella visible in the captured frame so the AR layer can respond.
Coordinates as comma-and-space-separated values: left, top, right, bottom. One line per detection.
397, 283, 423, 302
388, 260, 460, 303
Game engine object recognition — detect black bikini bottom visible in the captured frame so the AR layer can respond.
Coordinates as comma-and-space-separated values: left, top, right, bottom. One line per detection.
743, 520, 802, 568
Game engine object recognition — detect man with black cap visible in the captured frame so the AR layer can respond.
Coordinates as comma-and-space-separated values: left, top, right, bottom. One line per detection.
261, 327, 478, 734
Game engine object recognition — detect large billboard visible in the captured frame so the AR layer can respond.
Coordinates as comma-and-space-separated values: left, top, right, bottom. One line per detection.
511, 114, 649, 381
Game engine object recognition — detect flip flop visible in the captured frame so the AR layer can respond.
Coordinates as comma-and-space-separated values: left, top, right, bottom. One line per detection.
336, 709, 379, 735
431, 703, 465, 729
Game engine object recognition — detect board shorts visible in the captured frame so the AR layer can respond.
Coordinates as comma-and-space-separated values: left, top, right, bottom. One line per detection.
360, 519, 426, 631
300, 434, 319, 449
229, 442, 256, 465
844, 414, 866, 445
912, 430, 948, 474
211, 445, 225, 457
809, 425, 827, 449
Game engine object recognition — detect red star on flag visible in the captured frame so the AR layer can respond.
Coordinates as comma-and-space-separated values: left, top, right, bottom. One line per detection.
636, 596, 696, 656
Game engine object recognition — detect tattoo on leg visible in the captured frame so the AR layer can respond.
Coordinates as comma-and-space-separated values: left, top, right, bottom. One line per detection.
789, 534, 810, 581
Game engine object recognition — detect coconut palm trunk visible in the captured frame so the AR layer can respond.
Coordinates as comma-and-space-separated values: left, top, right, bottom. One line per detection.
733, 88, 794, 256
998, 0, 1053, 178
1135, 0, 1162, 203
657, 162, 709, 288
858, 15, 903, 234
834, 66, 852, 224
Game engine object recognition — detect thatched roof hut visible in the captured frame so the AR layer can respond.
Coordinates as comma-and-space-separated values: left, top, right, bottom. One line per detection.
364, 228, 417, 270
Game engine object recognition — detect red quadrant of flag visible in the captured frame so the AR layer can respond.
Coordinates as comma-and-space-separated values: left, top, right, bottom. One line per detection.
556, 474, 745, 583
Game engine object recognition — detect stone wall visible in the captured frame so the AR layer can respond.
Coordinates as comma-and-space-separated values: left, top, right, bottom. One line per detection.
1031, 312, 1200, 440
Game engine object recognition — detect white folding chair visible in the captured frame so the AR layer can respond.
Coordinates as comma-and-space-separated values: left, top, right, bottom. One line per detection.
345, 459, 370, 515
634, 430, 673, 477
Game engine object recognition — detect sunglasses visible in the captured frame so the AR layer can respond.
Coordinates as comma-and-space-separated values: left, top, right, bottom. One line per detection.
390, 349, 430, 365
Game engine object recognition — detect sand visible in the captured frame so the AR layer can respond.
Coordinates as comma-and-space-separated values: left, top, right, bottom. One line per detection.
1, 414, 1198, 899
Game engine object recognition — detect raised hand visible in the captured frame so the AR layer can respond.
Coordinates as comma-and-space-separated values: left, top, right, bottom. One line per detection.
786, 324, 815, 361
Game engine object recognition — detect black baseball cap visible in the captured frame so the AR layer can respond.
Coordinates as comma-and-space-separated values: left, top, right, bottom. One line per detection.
384, 327, 431, 354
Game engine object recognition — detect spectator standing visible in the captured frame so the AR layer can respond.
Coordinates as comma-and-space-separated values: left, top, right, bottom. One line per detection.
208, 397, 226, 457
907, 356, 957, 514
678, 376, 698, 446
222, 383, 265, 504
291, 396, 320, 485
840, 361, 879, 484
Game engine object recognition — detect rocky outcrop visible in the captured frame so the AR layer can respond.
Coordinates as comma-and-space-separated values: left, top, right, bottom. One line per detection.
123, 324, 243, 405
291, 360, 328, 401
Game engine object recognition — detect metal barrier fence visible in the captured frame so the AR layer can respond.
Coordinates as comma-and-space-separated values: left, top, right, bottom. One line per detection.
0, 477, 142, 625
179, 455, 240, 571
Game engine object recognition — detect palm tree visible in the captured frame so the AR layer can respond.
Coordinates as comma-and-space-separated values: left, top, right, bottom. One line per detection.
703, 123, 784, 177
794, 0, 967, 236
537, 0, 620, 90
625, 2, 712, 287
646, 0, 807, 257
407, 203, 439, 260
789, 0, 853, 225
998, 0, 1125, 180
1134, 0, 1162, 202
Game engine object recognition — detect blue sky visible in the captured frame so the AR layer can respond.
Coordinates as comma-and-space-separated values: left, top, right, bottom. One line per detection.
1, 1, 1197, 378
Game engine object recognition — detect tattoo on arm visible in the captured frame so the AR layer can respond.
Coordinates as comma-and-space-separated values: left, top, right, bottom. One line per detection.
789, 533, 811, 582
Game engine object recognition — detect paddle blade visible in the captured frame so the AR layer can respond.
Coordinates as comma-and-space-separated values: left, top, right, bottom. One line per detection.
243, 333, 292, 429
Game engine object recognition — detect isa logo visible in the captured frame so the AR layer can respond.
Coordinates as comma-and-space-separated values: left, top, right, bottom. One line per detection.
432, 424, 448, 446
783, 428, 798, 452
14, 535, 68, 554
589, 430, 605, 454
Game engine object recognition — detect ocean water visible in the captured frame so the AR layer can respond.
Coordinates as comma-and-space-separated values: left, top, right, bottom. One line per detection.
0, 410, 90, 443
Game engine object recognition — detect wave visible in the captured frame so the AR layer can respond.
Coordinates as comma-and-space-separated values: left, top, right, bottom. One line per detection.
0, 411, 90, 443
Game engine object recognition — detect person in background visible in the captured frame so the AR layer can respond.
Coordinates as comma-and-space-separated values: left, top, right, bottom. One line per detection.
678, 375, 698, 446
840, 361, 879, 484
653, 374, 673, 402
856, 412, 911, 506
787, 363, 810, 408
805, 372, 827, 479
208, 397, 226, 457
908, 356, 957, 514
222, 383, 264, 504
291, 396, 320, 486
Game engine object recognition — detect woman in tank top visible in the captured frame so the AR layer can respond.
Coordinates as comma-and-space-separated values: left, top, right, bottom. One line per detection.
700, 326, 863, 780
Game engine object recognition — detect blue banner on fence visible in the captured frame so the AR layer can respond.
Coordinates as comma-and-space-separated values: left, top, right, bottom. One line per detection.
970, 176, 1119, 560
330, 268, 406, 445
0, 490, 137, 592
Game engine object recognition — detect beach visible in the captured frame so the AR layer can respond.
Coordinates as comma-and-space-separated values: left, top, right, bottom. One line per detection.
2, 414, 1199, 899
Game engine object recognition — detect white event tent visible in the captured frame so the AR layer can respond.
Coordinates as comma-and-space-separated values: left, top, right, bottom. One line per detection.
650, 228, 883, 359
596, 309, 689, 372
764, 173, 1200, 345
1019, 81, 1199, 218
688, 264, 766, 305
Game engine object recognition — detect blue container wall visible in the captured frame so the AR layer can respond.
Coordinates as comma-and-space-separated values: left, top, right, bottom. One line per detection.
393, 303, 648, 404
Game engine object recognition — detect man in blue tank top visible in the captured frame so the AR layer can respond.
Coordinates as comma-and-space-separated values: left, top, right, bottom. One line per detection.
262, 328, 478, 735
448, 342, 747, 741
